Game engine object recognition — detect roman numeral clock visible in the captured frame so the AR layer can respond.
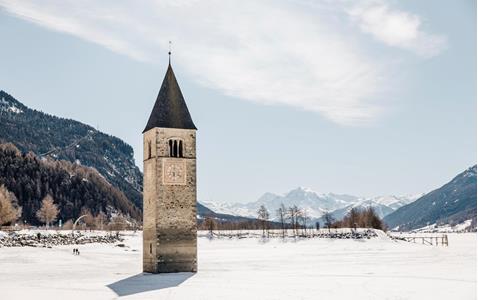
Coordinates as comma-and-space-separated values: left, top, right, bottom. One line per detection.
163, 159, 186, 185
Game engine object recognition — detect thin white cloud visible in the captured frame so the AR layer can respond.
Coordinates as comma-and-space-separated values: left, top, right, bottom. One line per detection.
0, 0, 445, 125
347, 1, 447, 57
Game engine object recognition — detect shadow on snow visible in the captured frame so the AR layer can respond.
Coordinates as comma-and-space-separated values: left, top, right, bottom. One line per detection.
107, 272, 195, 297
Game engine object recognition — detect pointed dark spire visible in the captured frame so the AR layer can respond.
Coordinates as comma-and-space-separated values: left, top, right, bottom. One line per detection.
143, 62, 196, 133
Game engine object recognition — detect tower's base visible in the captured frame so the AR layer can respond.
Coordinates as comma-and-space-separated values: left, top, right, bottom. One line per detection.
144, 261, 197, 274
143, 235, 197, 274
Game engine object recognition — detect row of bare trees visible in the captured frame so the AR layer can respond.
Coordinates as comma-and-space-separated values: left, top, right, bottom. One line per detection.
198, 216, 281, 233
274, 204, 311, 237
199, 204, 319, 236
211, 204, 315, 237
275, 204, 385, 233
199, 203, 386, 235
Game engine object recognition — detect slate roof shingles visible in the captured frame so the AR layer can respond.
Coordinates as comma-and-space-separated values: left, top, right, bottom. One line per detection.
143, 63, 197, 133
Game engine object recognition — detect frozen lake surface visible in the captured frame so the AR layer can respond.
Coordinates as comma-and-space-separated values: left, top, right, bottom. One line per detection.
0, 231, 475, 299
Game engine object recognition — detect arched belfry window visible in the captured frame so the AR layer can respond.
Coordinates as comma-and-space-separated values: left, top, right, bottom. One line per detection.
168, 139, 184, 158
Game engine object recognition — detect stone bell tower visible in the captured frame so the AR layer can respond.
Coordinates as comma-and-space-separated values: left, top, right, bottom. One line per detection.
142, 58, 197, 273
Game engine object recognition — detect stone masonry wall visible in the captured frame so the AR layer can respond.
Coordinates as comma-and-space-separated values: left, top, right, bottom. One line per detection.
143, 128, 158, 272
143, 127, 197, 273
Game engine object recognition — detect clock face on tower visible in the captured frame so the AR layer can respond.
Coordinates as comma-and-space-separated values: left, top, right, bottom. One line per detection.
163, 159, 186, 185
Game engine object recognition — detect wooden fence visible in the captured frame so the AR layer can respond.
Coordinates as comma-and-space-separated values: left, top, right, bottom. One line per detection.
389, 234, 448, 246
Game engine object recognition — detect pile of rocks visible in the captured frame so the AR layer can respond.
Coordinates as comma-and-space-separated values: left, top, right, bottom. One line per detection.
314, 229, 378, 239
201, 229, 379, 240
0, 232, 124, 248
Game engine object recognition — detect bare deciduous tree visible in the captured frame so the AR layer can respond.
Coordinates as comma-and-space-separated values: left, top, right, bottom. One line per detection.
347, 207, 360, 230
365, 207, 384, 230
323, 211, 335, 232
287, 205, 302, 236
257, 205, 270, 236
108, 215, 128, 232
286, 206, 295, 235
301, 208, 310, 235
0, 185, 22, 226
276, 203, 286, 237
95, 211, 107, 230
36, 194, 59, 228
62, 219, 74, 230
80, 207, 95, 230
203, 216, 216, 235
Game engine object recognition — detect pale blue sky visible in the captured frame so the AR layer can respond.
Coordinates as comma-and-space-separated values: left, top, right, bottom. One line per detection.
0, 0, 475, 203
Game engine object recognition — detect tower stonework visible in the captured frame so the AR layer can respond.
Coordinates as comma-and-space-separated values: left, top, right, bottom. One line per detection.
143, 62, 197, 273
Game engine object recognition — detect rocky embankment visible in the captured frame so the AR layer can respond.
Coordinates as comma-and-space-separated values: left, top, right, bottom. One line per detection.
314, 229, 378, 239
200, 229, 379, 239
0, 232, 124, 248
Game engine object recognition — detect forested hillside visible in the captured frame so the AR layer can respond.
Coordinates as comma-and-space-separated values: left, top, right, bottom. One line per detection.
384, 165, 477, 230
0, 90, 143, 208
0, 143, 141, 224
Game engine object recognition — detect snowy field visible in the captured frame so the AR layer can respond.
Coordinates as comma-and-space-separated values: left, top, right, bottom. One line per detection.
0, 231, 475, 300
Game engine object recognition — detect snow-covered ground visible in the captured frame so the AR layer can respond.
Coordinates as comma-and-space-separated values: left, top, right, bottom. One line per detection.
0, 231, 475, 300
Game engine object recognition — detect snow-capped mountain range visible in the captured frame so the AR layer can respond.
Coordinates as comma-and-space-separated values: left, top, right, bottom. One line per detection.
200, 187, 422, 222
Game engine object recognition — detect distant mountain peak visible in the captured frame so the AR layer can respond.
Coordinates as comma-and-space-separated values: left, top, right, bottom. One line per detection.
294, 186, 316, 193
285, 186, 319, 198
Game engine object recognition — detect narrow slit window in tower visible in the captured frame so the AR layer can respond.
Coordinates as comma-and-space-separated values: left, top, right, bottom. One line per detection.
179, 140, 183, 157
